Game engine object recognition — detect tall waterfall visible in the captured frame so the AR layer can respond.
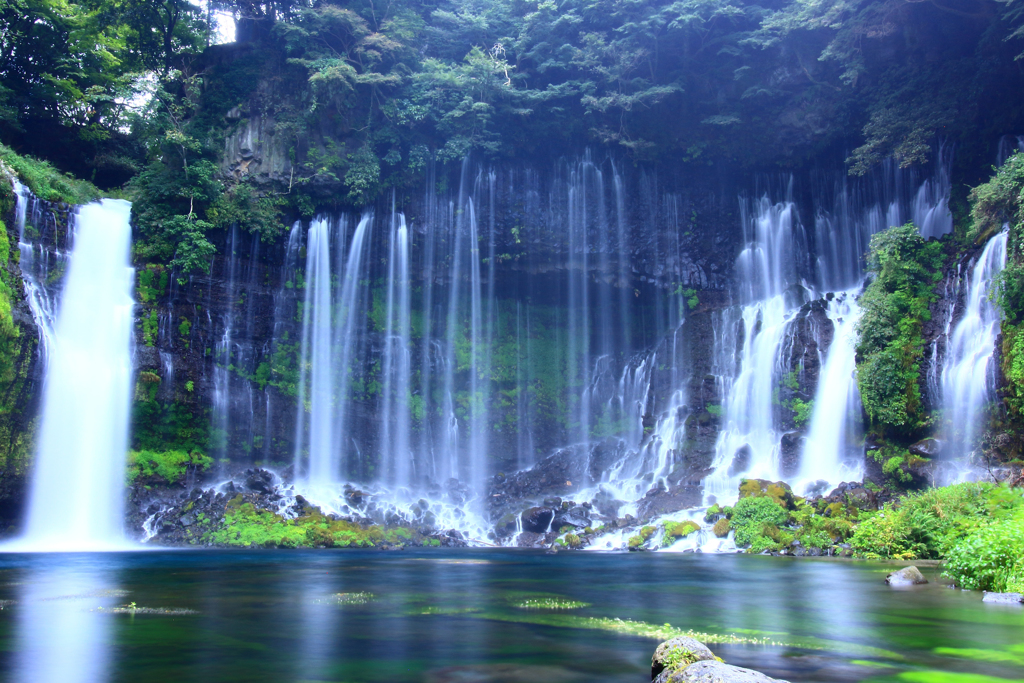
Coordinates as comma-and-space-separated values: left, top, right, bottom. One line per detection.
941, 230, 1008, 459
20, 198, 134, 550
704, 194, 804, 503
797, 289, 864, 493
294, 214, 373, 488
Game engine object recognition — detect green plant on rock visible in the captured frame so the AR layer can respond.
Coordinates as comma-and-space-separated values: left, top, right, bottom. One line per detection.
663, 520, 700, 543
712, 517, 731, 538
127, 449, 213, 485
731, 496, 789, 553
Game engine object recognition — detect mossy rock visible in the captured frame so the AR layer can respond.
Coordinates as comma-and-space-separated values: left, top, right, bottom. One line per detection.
651, 636, 717, 679
663, 520, 700, 542
712, 518, 730, 538
738, 479, 796, 509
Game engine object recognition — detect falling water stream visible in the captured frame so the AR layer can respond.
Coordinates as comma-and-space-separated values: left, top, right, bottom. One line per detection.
17, 198, 134, 550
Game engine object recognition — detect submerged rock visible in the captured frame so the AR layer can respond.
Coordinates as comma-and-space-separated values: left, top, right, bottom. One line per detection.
886, 566, 928, 586
982, 592, 1024, 604
656, 660, 790, 683
651, 636, 717, 679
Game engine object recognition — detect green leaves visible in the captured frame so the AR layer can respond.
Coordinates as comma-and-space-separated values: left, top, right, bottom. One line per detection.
856, 223, 945, 435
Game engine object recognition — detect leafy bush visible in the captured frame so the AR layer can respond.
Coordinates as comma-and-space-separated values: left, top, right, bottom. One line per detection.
944, 518, 1024, 591
732, 496, 789, 552
851, 483, 1023, 559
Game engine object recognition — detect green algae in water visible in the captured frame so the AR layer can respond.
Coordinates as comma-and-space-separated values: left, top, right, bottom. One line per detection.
934, 647, 1024, 667
323, 592, 375, 605
898, 673, 1024, 683
512, 597, 590, 610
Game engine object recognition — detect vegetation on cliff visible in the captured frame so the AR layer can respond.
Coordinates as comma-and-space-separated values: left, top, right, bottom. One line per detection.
856, 223, 945, 436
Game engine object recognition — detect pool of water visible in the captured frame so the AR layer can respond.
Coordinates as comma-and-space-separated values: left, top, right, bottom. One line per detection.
0, 550, 1020, 683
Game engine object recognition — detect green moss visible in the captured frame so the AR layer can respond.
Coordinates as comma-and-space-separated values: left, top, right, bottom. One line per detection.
663, 520, 700, 542
205, 497, 423, 549
712, 518, 730, 538
127, 449, 212, 485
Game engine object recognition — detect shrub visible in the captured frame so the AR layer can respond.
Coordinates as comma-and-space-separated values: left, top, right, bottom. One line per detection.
732, 496, 789, 552
851, 483, 1023, 559
944, 518, 1024, 591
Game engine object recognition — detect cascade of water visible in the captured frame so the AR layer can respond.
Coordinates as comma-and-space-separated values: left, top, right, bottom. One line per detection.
704, 195, 801, 504
567, 161, 595, 446
20, 199, 134, 550
467, 199, 488, 495
797, 289, 865, 493
997, 135, 1024, 167
380, 209, 412, 490
941, 230, 1008, 459
265, 222, 304, 455
295, 216, 339, 485
212, 224, 240, 467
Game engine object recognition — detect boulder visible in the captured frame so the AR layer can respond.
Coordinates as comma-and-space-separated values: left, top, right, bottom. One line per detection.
908, 438, 944, 458
244, 469, 275, 494
521, 507, 554, 533
655, 660, 789, 683
983, 592, 1024, 604
553, 505, 591, 529
886, 566, 928, 586
651, 636, 717, 679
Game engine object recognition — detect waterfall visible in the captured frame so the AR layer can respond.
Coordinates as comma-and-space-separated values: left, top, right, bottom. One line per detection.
380, 209, 412, 490
704, 195, 802, 504
797, 289, 865, 494
941, 230, 1008, 459
20, 199, 134, 550
294, 214, 372, 488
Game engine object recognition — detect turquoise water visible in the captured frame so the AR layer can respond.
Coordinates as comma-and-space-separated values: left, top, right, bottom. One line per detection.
0, 550, 1020, 682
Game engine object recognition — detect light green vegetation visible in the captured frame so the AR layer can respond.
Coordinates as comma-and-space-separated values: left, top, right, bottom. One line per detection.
127, 449, 213, 485
205, 495, 424, 549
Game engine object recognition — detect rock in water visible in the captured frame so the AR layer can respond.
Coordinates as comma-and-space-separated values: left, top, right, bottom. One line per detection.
655, 661, 789, 683
983, 592, 1024, 604
521, 507, 554, 533
651, 637, 717, 679
886, 566, 928, 586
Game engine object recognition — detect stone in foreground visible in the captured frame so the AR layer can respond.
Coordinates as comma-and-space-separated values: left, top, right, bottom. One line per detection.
655, 660, 790, 683
651, 636, 717, 679
885, 566, 928, 586
982, 592, 1024, 604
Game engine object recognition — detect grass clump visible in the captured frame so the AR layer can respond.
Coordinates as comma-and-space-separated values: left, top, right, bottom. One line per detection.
127, 449, 212, 485
0, 143, 101, 204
